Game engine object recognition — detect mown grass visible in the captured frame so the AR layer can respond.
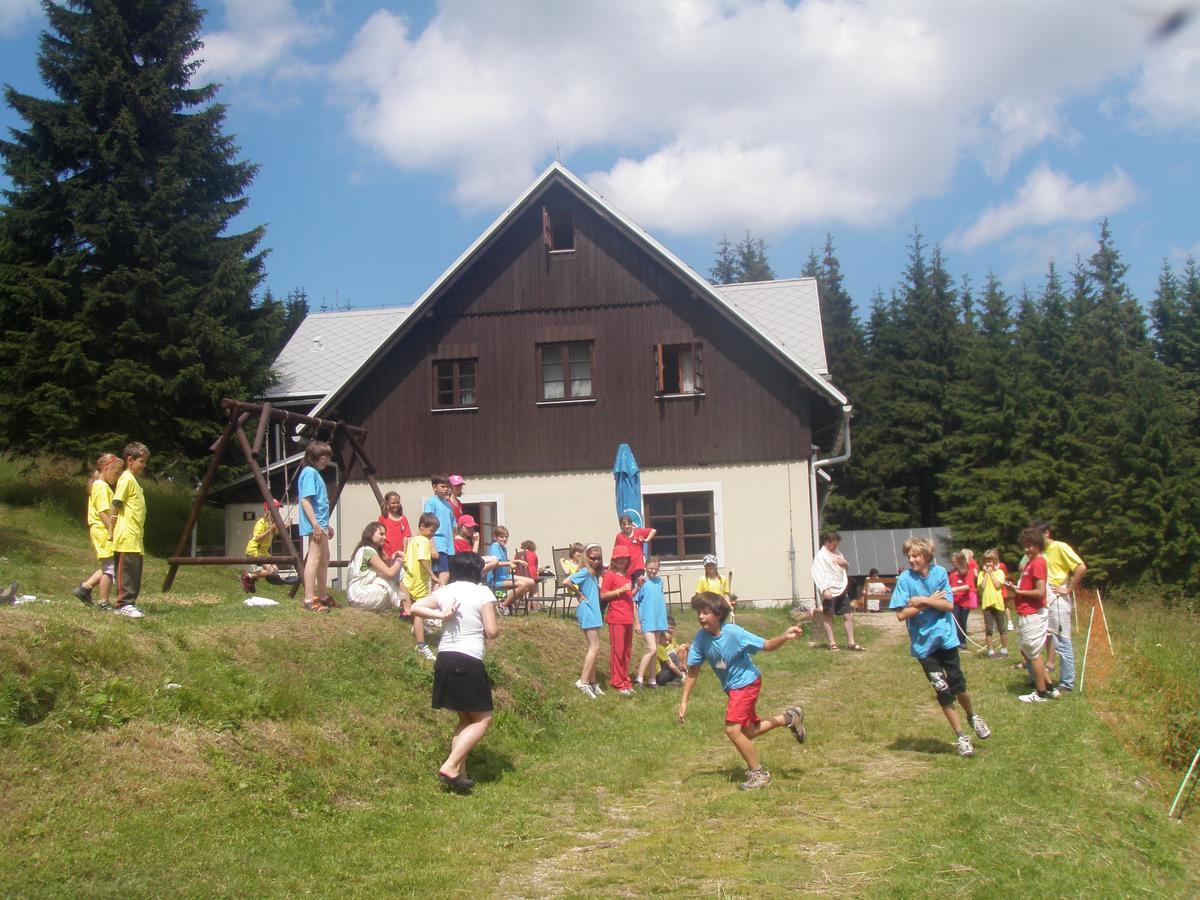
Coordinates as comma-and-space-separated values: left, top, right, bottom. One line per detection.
1, 473, 1198, 896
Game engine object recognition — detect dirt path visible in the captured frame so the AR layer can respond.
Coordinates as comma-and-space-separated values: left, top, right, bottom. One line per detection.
497, 612, 912, 898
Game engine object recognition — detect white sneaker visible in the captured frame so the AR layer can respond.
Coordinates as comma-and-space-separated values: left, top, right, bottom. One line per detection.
415, 644, 436, 661
115, 605, 144, 618
589, 682, 604, 696
999, 647, 1009, 657
969, 714, 991, 739
1047, 688, 1062, 700
618, 688, 635, 697
1018, 691, 1048, 703
956, 734, 975, 757
575, 679, 596, 699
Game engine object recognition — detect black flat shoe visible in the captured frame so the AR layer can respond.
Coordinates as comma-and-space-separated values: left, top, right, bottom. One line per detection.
438, 771, 475, 791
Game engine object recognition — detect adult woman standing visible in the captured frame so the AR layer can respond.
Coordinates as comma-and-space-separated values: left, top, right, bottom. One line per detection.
412, 551, 499, 792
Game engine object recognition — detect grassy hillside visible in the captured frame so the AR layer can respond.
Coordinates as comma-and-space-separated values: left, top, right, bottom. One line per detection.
1, 468, 1198, 896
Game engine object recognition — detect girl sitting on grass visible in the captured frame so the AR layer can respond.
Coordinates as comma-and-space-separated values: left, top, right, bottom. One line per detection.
346, 522, 406, 612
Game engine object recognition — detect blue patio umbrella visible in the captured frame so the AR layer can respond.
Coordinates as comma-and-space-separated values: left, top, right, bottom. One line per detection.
613, 443, 643, 527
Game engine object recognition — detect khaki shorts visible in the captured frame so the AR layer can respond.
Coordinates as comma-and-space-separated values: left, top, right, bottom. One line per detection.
1018, 608, 1049, 658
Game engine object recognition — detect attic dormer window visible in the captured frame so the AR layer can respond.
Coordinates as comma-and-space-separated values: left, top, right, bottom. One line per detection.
543, 207, 574, 252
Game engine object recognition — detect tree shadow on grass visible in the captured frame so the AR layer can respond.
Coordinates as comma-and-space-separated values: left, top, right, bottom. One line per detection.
886, 735, 954, 755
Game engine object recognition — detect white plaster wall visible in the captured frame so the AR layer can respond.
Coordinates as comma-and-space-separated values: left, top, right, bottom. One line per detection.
326, 460, 816, 605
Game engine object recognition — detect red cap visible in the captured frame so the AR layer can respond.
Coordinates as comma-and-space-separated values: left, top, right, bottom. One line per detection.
458, 514, 478, 529
610, 545, 632, 559
264, 499, 282, 512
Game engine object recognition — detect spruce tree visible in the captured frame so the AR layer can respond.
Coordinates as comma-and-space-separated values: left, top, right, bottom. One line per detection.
733, 231, 774, 282
709, 233, 738, 285
0, 0, 279, 474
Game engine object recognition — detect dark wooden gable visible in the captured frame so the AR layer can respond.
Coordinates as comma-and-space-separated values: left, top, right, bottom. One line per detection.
336, 178, 825, 478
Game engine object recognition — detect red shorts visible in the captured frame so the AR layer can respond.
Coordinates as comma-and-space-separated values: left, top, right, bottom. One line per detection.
724, 678, 762, 727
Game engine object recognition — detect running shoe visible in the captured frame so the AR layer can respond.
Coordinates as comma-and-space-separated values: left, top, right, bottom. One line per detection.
1018, 691, 1048, 703
415, 643, 436, 661
114, 605, 144, 619
574, 679, 596, 699
589, 682, 604, 696
969, 714, 991, 739
785, 706, 807, 743
738, 768, 772, 790
956, 735, 974, 757
73, 584, 94, 606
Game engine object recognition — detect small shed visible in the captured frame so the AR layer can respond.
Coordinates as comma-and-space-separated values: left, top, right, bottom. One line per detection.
836, 527, 955, 577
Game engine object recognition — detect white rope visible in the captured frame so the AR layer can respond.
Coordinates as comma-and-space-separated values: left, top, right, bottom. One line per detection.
952, 612, 989, 651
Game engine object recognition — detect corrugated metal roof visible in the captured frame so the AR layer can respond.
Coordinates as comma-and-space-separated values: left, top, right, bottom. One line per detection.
268, 307, 410, 404
715, 278, 829, 377
837, 527, 956, 577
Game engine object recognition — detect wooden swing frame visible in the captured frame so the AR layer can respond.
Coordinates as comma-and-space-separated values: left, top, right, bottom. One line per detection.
162, 397, 386, 595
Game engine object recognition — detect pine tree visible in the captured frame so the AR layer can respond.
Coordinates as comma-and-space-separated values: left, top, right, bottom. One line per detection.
0, 0, 276, 475
811, 234, 863, 388
733, 231, 774, 282
709, 233, 738, 285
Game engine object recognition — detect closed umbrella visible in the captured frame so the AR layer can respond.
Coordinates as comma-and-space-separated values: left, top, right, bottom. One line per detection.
613, 443, 643, 527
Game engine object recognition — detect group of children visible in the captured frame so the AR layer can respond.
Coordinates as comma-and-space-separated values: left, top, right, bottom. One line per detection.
73, 442, 151, 618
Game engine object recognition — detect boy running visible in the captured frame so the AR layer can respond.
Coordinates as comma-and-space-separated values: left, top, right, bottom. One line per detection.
678, 592, 806, 790
890, 537, 991, 756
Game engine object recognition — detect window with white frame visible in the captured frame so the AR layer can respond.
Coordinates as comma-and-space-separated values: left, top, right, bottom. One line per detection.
644, 488, 718, 561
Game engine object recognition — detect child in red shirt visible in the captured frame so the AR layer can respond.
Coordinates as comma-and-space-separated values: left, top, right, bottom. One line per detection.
613, 515, 656, 583
601, 545, 640, 695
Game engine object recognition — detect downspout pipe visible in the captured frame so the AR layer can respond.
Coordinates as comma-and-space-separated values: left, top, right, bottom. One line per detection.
811, 402, 853, 553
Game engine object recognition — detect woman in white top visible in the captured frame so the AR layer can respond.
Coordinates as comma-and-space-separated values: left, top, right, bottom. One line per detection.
412, 551, 499, 792
346, 522, 404, 611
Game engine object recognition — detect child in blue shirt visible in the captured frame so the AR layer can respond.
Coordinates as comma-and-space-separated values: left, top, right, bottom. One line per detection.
634, 557, 669, 688
678, 592, 806, 791
421, 474, 457, 588
890, 537, 991, 758
567, 543, 606, 699
298, 441, 334, 613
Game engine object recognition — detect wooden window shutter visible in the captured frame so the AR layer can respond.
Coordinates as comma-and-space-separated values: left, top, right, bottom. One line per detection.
655, 343, 665, 393
542, 206, 552, 251
693, 342, 704, 392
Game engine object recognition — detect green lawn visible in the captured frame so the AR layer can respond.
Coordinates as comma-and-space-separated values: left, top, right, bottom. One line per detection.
1, 484, 1198, 897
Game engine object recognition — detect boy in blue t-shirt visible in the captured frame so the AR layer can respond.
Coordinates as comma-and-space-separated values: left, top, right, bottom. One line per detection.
678, 592, 806, 791
421, 474, 457, 588
890, 537, 991, 758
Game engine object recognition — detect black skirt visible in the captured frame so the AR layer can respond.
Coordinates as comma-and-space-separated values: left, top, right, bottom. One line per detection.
432, 650, 493, 712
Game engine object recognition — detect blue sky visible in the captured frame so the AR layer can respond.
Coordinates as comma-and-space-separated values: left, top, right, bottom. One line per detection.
1, 1, 1198, 316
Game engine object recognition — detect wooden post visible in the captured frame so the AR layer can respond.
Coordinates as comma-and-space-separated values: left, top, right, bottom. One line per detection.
339, 424, 386, 511
251, 401, 272, 456
162, 417, 237, 591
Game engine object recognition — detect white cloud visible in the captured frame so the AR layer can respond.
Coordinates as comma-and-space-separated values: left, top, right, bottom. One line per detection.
954, 164, 1137, 250
329, 1, 1157, 230
196, 0, 326, 82
1001, 226, 1099, 282
0, 0, 39, 36
1128, 21, 1200, 131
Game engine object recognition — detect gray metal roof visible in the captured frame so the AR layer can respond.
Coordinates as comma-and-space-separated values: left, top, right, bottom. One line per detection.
268, 307, 410, 405
837, 527, 956, 577
715, 278, 829, 377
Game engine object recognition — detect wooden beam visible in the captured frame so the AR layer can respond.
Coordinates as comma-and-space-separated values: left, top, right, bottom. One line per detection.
162, 417, 237, 591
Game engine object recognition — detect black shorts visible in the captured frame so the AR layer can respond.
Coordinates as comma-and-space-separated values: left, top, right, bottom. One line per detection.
918, 646, 967, 707
821, 590, 852, 616
432, 651, 493, 712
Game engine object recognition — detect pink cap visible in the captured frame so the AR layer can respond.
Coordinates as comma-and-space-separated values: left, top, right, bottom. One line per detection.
449, 474, 465, 486
458, 514, 478, 529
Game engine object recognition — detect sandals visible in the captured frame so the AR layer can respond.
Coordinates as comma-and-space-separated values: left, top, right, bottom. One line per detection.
438, 770, 475, 791
847, 643, 867, 652
829, 644, 840, 651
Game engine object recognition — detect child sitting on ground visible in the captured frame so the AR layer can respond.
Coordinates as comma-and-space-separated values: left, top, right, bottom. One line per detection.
654, 617, 689, 685
678, 592, 807, 790
347, 521, 407, 611
890, 537, 991, 757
